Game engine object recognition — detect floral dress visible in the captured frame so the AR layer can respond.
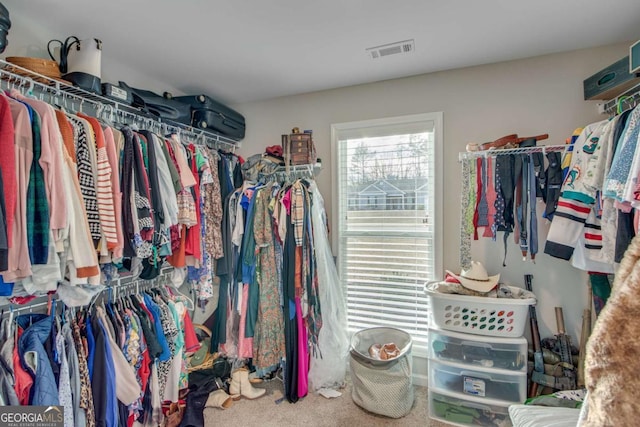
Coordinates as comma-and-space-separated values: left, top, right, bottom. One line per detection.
252, 186, 285, 369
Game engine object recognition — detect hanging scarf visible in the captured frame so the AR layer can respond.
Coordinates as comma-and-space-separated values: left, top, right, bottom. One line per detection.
495, 155, 515, 266
483, 157, 497, 238
459, 160, 472, 269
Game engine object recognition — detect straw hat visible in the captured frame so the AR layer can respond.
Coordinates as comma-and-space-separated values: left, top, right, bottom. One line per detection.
446, 261, 500, 293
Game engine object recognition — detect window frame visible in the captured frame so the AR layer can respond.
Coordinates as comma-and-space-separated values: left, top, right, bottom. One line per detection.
330, 112, 444, 355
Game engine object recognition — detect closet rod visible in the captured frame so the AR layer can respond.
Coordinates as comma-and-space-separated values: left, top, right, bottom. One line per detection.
458, 144, 567, 162
0, 59, 239, 151
259, 163, 321, 183
0, 301, 50, 317
278, 163, 317, 175
0, 266, 174, 316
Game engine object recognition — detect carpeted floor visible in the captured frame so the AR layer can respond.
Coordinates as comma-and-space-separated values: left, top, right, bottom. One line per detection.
203, 378, 451, 427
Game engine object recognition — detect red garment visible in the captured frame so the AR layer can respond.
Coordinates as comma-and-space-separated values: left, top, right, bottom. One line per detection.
166, 225, 186, 268
0, 94, 16, 246
137, 334, 151, 398
9, 295, 37, 305
182, 310, 200, 353
13, 328, 33, 405
139, 300, 154, 323
483, 157, 497, 238
184, 145, 201, 262
472, 158, 482, 240
265, 145, 283, 157
164, 139, 181, 179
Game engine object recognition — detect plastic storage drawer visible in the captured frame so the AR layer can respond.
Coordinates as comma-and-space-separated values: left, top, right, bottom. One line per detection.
429, 389, 512, 427
429, 328, 527, 372
429, 359, 526, 403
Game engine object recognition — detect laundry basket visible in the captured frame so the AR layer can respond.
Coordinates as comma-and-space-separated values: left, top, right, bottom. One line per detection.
349, 327, 414, 418
425, 285, 536, 337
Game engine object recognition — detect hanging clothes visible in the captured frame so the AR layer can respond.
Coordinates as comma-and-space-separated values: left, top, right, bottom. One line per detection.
0, 95, 16, 249
545, 120, 611, 261
252, 184, 285, 369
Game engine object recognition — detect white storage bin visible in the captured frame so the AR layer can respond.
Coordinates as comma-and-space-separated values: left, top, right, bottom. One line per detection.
429, 359, 526, 403
426, 285, 535, 337
429, 389, 513, 427
429, 328, 527, 372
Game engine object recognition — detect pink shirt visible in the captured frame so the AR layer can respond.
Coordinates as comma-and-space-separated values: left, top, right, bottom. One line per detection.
11, 90, 67, 232
170, 135, 196, 189
2, 98, 33, 281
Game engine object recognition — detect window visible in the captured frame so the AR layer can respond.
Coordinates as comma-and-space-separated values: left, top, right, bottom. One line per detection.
332, 113, 443, 354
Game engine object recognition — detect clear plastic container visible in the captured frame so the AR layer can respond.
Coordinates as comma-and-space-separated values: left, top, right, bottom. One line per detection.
429, 328, 527, 372
429, 359, 526, 403
429, 389, 513, 427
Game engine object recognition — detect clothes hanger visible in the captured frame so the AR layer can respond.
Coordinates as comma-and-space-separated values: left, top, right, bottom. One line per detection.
15, 77, 36, 99
123, 293, 134, 311
166, 282, 195, 311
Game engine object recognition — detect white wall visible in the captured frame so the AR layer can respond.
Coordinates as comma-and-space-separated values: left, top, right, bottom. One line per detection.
233, 43, 629, 346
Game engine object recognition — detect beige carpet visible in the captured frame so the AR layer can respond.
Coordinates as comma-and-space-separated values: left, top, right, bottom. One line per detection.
203, 378, 451, 427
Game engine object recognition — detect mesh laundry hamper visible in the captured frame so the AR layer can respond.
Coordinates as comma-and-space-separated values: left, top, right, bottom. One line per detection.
349, 327, 414, 418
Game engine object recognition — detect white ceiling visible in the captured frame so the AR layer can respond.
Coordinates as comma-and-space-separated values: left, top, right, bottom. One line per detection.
4, 0, 640, 105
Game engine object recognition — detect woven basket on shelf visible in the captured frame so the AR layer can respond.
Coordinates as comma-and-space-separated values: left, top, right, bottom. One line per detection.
5, 56, 64, 83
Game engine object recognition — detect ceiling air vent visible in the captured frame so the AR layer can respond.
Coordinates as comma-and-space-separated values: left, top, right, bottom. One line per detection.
367, 39, 415, 60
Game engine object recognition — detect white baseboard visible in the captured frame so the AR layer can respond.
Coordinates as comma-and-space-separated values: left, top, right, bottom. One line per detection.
413, 372, 428, 387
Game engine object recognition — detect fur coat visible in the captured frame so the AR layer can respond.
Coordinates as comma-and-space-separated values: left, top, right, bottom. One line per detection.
582, 234, 640, 426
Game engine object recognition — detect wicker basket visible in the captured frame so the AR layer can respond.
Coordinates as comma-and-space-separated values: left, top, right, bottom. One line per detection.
186, 324, 218, 372
5, 56, 62, 81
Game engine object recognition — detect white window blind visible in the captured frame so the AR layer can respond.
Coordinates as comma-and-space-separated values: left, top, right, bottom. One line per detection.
333, 113, 443, 353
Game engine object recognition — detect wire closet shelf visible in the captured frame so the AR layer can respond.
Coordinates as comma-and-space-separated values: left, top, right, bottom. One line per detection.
257, 162, 322, 184
600, 82, 640, 116
458, 144, 568, 162
0, 59, 238, 151
0, 266, 175, 317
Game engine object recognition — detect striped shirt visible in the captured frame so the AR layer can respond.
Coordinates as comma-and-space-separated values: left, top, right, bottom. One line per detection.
79, 114, 118, 250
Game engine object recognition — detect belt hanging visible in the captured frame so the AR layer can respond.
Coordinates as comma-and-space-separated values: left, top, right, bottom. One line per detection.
519, 155, 529, 259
